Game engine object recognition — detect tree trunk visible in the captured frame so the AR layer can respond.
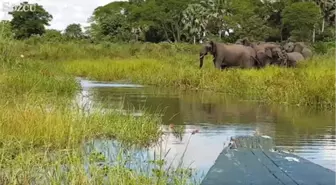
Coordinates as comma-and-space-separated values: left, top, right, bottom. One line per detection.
161, 24, 170, 41
193, 35, 196, 44
322, 18, 325, 33
312, 25, 316, 43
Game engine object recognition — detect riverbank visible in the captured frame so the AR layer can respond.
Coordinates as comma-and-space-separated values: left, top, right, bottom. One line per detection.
63, 53, 335, 109
0, 49, 195, 184
1, 40, 335, 108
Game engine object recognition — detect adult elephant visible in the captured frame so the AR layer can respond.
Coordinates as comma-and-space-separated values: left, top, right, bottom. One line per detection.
235, 38, 284, 68
283, 42, 312, 60
199, 41, 260, 69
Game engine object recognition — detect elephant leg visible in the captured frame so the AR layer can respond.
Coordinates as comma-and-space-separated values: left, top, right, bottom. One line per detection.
242, 56, 254, 69
214, 57, 224, 70
220, 64, 228, 70
239, 61, 250, 69
212, 57, 216, 67
256, 53, 267, 68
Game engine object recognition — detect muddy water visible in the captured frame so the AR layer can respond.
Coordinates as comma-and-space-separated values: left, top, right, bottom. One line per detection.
77, 79, 335, 181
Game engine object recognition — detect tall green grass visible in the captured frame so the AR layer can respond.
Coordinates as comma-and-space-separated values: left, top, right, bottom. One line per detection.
0, 41, 198, 184
0, 68, 196, 184
63, 53, 335, 109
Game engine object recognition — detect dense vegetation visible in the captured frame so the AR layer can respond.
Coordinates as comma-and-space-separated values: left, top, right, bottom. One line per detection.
2, 0, 335, 43
0, 0, 335, 184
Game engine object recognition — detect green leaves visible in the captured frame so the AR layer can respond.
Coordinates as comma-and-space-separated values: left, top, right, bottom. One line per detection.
9, 2, 52, 40
282, 2, 322, 29
282, 2, 322, 41
5, 0, 334, 43
0, 20, 13, 40
64, 24, 84, 40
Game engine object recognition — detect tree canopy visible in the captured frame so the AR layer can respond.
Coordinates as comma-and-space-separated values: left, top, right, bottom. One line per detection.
4, 0, 335, 43
9, 1, 52, 39
64, 24, 84, 39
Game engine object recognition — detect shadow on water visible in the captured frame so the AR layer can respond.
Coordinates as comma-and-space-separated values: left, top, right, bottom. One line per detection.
76, 78, 336, 181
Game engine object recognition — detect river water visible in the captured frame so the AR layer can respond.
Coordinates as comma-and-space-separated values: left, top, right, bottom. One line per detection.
76, 78, 335, 181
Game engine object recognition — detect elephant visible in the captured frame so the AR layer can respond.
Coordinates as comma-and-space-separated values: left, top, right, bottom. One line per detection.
255, 45, 283, 67
199, 41, 260, 69
235, 38, 284, 68
253, 43, 285, 67
283, 42, 312, 60
285, 52, 305, 67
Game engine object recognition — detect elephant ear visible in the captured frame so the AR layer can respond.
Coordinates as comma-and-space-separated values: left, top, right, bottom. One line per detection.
209, 41, 216, 54
294, 42, 305, 52
265, 48, 272, 58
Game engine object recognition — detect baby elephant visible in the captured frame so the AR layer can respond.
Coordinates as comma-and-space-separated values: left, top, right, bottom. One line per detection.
285, 52, 305, 67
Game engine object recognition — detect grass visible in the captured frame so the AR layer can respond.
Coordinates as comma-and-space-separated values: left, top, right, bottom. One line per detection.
63, 53, 335, 109
0, 43, 199, 184
0, 39, 334, 184
0, 96, 194, 184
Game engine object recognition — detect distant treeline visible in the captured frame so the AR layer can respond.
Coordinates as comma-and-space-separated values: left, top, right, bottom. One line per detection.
0, 0, 335, 44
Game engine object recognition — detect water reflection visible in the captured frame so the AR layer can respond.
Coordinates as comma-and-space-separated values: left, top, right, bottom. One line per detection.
84, 125, 258, 182
77, 78, 336, 177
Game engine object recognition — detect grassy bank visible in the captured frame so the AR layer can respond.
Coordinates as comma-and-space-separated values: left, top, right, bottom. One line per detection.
63, 53, 335, 109
1, 39, 334, 108
0, 47, 196, 184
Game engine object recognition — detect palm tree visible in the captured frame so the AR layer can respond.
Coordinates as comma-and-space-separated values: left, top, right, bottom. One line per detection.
182, 4, 208, 44
313, 0, 335, 32
200, 0, 232, 39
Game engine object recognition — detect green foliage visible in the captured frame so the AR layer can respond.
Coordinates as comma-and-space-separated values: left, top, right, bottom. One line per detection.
282, 2, 322, 42
313, 0, 335, 27
88, 2, 133, 42
316, 26, 336, 42
4, 0, 336, 43
64, 23, 84, 39
0, 20, 13, 39
0, 40, 197, 184
9, 2, 52, 39
313, 42, 328, 54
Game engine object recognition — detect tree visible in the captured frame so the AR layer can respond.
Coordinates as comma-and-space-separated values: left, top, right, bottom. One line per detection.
201, 0, 232, 40
131, 0, 196, 42
282, 2, 322, 42
182, 4, 208, 44
64, 24, 83, 39
87, 1, 132, 42
313, 0, 335, 32
83, 0, 329, 43
9, 1, 52, 39
222, 0, 274, 41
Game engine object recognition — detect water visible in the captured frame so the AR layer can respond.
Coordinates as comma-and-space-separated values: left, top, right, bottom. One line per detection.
77, 78, 336, 181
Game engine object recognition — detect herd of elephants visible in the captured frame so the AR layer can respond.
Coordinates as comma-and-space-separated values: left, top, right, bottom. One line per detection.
199, 38, 313, 70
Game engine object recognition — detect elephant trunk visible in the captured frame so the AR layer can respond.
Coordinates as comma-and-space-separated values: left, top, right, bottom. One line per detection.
199, 53, 207, 68
281, 50, 288, 67
251, 56, 261, 68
